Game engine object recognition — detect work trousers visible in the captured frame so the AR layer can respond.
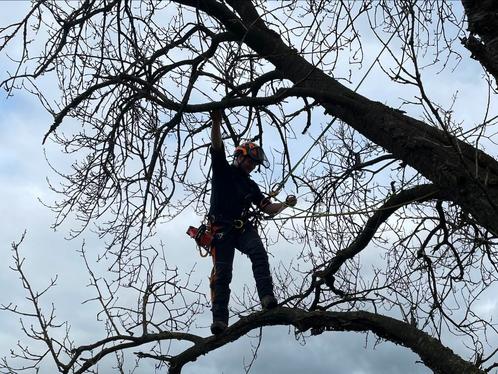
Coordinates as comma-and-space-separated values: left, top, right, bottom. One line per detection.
210, 223, 274, 323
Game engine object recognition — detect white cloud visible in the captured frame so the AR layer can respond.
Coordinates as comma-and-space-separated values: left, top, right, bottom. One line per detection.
0, 2, 496, 374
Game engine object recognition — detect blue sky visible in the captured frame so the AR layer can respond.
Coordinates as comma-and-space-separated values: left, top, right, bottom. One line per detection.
0, 2, 496, 373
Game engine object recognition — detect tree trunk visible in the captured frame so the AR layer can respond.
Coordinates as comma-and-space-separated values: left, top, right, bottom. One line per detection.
461, 0, 498, 86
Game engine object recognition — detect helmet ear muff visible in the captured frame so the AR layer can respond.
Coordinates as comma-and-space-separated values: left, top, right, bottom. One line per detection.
233, 148, 244, 166
233, 142, 270, 168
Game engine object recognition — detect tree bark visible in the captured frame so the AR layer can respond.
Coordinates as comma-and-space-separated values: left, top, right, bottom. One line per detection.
461, 0, 498, 86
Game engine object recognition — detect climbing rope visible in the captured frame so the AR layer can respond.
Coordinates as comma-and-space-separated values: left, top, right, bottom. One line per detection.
269, 21, 403, 199
266, 189, 438, 221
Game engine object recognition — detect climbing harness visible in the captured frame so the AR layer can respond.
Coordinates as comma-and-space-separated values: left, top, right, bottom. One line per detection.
186, 207, 262, 257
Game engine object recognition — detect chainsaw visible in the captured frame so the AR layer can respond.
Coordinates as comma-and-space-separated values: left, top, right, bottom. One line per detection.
186, 224, 213, 257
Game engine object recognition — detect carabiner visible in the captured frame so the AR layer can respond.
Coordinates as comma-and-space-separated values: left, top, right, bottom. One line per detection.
269, 182, 283, 198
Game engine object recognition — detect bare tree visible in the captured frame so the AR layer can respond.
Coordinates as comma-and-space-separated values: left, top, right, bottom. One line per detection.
1, 1, 498, 373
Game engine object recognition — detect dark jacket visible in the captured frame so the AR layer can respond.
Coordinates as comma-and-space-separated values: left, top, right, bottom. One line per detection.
209, 146, 266, 224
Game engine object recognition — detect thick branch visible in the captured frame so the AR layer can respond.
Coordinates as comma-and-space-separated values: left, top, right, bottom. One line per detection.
167, 307, 484, 374
152, 86, 358, 113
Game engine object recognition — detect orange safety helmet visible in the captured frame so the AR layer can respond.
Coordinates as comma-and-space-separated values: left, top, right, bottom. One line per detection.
234, 142, 270, 168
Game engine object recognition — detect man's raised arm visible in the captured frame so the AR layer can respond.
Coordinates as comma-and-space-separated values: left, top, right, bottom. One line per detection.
210, 110, 223, 150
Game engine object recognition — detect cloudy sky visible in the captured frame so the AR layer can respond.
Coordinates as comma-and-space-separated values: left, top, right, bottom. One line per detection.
0, 92, 432, 374
0, 2, 496, 374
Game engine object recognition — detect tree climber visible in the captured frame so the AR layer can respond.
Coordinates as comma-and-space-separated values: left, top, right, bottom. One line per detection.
208, 109, 297, 335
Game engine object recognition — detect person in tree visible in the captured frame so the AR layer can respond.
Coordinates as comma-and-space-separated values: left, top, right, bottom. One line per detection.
208, 109, 297, 335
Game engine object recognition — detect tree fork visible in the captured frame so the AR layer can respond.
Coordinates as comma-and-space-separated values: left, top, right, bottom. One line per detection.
317, 184, 451, 287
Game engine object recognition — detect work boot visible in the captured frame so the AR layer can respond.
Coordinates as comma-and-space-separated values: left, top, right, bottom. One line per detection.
261, 295, 278, 310
210, 320, 228, 335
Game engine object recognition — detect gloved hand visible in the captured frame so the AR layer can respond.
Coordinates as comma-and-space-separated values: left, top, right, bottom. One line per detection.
285, 195, 297, 207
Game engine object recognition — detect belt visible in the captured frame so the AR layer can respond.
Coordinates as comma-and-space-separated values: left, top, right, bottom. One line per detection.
209, 215, 247, 230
